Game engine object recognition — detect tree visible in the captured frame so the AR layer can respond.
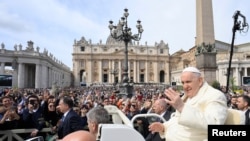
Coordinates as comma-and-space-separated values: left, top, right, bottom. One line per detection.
211, 80, 220, 90
230, 77, 238, 93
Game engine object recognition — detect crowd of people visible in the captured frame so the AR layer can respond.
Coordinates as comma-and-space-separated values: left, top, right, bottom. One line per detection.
0, 66, 250, 141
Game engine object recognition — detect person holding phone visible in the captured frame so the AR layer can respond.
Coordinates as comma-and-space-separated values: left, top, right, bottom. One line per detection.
22, 94, 46, 139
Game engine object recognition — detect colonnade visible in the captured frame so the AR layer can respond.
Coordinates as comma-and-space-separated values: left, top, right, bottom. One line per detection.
0, 42, 71, 88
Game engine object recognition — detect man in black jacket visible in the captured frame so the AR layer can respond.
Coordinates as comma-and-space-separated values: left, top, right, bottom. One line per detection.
236, 95, 250, 125
22, 94, 46, 139
57, 96, 84, 139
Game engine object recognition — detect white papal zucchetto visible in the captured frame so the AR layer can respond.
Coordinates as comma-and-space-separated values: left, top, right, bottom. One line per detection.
182, 67, 201, 74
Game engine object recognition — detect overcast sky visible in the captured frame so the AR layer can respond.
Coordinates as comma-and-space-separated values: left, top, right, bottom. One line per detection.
0, 0, 249, 70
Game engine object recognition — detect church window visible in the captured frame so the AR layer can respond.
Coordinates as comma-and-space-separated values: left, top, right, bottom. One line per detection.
140, 74, 144, 82
80, 46, 85, 51
160, 49, 164, 54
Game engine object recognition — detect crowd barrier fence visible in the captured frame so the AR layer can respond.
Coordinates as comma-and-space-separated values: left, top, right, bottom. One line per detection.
0, 128, 56, 141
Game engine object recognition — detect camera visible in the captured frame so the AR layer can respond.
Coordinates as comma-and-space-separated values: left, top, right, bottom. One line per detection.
165, 85, 177, 91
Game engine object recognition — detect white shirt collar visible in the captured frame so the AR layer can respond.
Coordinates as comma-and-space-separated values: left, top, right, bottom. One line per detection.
64, 109, 70, 117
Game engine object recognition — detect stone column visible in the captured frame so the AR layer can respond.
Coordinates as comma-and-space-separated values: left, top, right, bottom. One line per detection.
235, 67, 239, 86
244, 67, 247, 76
60, 72, 63, 87
35, 64, 41, 88
75, 61, 80, 86
41, 65, 48, 88
57, 72, 60, 87
109, 60, 112, 83
58, 72, 61, 87
18, 63, 24, 88
51, 67, 54, 87
137, 61, 140, 82
54, 70, 56, 85
238, 67, 242, 86
88, 60, 92, 84
48, 67, 52, 87
133, 60, 137, 83
145, 61, 148, 82
99, 61, 102, 82
153, 62, 157, 82
118, 60, 122, 82
54, 70, 57, 85
57, 71, 60, 86
156, 62, 159, 83
12, 68, 18, 87
217, 68, 221, 83
0, 62, 5, 74
46, 66, 49, 88
59, 72, 62, 86
165, 62, 170, 84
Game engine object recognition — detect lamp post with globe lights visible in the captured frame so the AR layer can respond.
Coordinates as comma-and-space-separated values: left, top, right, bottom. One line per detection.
108, 8, 143, 98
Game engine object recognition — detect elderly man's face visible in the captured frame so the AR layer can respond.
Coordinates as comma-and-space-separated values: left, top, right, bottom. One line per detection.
152, 100, 163, 114
181, 72, 203, 98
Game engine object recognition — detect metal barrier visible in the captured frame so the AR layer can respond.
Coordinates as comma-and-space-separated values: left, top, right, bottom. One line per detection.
0, 128, 56, 141
131, 113, 166, 124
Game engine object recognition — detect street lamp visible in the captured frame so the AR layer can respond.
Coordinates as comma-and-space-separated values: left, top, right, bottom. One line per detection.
108, 8, 143, 98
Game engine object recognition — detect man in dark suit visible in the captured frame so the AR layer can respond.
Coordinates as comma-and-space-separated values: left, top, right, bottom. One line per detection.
145, 98, 175, 141
57, 96, 84, 139
236, 95, 250, 125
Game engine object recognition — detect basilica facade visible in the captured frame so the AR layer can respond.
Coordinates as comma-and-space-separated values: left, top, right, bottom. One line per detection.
72, 36, 170, 86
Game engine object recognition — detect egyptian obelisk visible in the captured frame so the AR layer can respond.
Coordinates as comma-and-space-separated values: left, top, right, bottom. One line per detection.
195, 0, 217, 84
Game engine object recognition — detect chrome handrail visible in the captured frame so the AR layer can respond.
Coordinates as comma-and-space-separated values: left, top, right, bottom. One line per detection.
131, 113, 166, 125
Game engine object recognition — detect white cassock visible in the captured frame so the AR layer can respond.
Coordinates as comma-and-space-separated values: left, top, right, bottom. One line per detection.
160, 82, 228, 141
